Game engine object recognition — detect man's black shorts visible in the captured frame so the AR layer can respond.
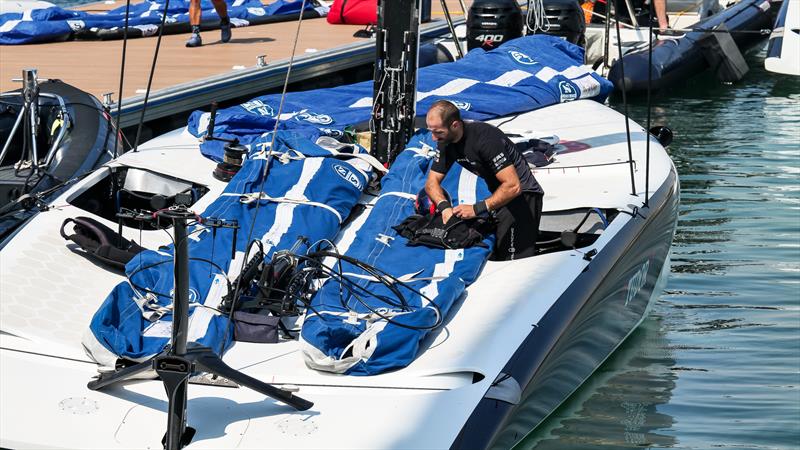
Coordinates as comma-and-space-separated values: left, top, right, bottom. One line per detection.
492, 192, 543, 261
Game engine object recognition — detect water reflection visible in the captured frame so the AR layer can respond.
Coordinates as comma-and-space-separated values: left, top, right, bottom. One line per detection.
514, 48, 800, 449
516, 317, 678, 450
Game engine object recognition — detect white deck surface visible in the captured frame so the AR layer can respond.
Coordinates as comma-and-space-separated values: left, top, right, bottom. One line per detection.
0, 100, 675, 449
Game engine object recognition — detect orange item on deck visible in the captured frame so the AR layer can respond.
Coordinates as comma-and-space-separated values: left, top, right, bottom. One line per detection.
581, 0, 595, 24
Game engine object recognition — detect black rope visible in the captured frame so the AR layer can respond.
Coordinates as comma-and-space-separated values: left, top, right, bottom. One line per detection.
613, 0, 637, 197
293, 250, 443, 331
127, 256, 231, 300
132, 0, 172, 152
113, 0, 132, 158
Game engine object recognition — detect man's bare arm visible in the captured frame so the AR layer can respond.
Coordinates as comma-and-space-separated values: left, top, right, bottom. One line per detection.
425, 169, 456, 222
425, 169, 448, 205
485, 166, 522, 210
452, 166, 521, 219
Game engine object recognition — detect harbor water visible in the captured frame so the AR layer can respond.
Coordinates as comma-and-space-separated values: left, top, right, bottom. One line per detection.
514, 48, 800, 449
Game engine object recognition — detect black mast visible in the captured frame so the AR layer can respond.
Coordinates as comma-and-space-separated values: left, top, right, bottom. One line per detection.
371, 0, 422, 166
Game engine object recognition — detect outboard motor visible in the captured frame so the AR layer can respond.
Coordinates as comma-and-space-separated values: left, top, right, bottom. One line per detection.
467, 0, 524, 51
526, 0, 586, 47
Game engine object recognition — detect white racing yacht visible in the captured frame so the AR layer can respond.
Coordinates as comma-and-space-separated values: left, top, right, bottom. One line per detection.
0, 1, 678, 449
0, 102, 678, 449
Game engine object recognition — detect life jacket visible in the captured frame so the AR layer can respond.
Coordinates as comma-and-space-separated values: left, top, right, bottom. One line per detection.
326, 0, 377, 25
60, 216, 145, 270
393, 214, 494, 250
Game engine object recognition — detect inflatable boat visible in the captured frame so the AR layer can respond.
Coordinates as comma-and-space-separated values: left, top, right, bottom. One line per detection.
0, 74, 118, 241
607, 0, 781, 93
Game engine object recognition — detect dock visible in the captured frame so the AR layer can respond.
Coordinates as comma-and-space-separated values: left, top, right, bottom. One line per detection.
0, 1, 468, 130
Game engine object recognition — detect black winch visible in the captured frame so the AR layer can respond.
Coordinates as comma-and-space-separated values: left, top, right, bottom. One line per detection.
467, 0, 524, 51
212, 142, 247, 182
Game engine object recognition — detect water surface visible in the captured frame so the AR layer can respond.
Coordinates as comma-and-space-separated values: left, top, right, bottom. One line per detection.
517, 48, 800, 450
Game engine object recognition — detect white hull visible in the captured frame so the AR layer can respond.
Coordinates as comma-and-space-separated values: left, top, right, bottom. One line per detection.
766, 0, 800, 75
0, 100, 678, 449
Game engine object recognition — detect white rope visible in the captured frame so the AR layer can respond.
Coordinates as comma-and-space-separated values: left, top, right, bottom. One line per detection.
526, 0, 551, 34
225, 192, 344, 223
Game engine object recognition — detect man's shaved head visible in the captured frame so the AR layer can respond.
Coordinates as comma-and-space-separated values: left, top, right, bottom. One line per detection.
428, 100, 462, 127
426, 100, 464, 144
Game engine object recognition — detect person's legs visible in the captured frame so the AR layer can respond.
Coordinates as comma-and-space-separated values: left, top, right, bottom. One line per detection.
186, 0, 203, 47
493, 205, 515, 260
211, 0, 229, 19
212, 0, 232, 43
189, 0, 202, 26
492, 193, 541, 260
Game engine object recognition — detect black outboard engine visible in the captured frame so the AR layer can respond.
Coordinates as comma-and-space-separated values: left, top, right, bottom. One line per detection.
467, 0, 524, 51
526, 0, 586, 47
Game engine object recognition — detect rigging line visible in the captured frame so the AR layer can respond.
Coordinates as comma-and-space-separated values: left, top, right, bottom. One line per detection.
457, 0, 468, 17
659, 27, 773, 35
604, 0, 612, 70
217, 0, 310, 356
613, 0, 637, 197
132, 0, 172, 153
113, 0, 132, 158
532, 160, 635, 170
673, 0, 704, 17
440, 0, 464, 59
589, 9, 637, 28
645, 0, 653, 208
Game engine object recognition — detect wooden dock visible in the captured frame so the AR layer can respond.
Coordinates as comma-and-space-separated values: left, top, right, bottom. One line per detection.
0, 0, 470, 128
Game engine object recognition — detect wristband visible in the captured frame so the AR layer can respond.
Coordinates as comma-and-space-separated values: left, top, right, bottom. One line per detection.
436, 200, 452, 213
474, 200, 488, 216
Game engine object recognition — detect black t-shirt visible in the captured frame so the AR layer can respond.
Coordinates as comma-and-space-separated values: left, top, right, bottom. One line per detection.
432, 121, 544, 195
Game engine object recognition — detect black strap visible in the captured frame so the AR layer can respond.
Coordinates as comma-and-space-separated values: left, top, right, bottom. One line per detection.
61, 216, 145, 270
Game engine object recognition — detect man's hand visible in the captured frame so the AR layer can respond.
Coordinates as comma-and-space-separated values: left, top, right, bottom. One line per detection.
452, 204, 477, 220
442, 208, 455, 224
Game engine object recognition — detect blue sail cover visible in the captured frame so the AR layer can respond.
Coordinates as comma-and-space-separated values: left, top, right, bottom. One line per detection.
300, 131, 494, 375
188, 35, 614, 161
0, 0, 325, 45
83, 132, 371, 367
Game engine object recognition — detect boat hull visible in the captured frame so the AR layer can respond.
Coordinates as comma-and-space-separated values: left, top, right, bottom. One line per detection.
765, 0, 800, 75
452, 168, 679, 449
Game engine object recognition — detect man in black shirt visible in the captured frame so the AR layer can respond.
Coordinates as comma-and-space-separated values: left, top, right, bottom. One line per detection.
424, 100, 544, 260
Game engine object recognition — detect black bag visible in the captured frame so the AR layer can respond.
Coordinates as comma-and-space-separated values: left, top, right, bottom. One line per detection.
393, 213, 494, 249
60, 216, 145, 270
233, 311, 280, 343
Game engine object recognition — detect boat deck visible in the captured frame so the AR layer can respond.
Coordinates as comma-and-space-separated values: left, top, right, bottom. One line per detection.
0, 0, 468, 127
